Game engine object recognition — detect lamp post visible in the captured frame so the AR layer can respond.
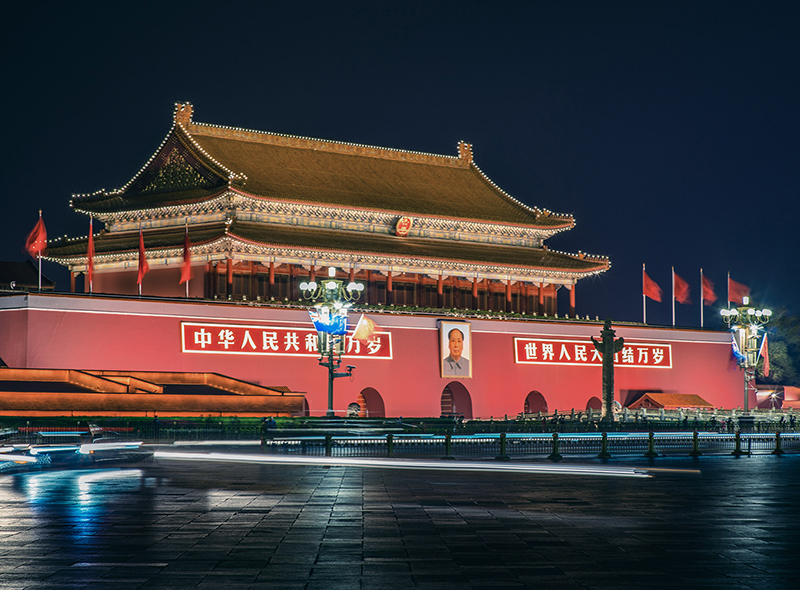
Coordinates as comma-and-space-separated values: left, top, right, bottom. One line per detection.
720, 296, 771, 415
300, 267, 364, 418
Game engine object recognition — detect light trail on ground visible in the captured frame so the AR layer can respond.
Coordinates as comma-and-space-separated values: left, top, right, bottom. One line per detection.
153, 451, 654, 478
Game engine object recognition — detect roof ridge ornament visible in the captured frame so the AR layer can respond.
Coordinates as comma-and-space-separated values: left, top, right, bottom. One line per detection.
175, 102, 193, 126
458, 141, 473, 164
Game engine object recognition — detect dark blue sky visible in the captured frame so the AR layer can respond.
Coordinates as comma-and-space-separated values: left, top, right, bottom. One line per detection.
2, 1, 798, 327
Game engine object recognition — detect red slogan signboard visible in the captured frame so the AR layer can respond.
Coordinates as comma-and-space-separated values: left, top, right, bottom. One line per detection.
514, 338, 672, 369
182, 322, 392, 359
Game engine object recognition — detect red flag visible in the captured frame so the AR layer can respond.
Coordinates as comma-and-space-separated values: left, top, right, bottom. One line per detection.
352, 314, 378, 342
702, 275, 717, 305
179, 226, 191, 284
87, 218, 95, 287
673, 270, 691, 304
759, 334, 769, 377
137, 226, 149, 285
728, 277, 749, 304
25, 215, 47, 257
643, 270, 662, 302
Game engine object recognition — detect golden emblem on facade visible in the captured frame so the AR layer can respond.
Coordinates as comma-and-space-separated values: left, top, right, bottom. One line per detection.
395, 216, 413, 237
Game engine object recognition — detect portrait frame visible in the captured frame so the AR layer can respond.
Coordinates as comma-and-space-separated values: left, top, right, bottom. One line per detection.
439, 320, 472, 379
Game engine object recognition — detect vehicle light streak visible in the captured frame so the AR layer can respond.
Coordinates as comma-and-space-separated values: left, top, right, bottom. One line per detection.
0, 455, 39, 464
154, 451, 652, 478
78, 442, 143, 455
29, 446, 81, 455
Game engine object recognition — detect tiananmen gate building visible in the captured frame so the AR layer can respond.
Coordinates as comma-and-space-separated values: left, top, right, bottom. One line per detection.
0, 103, 744, 417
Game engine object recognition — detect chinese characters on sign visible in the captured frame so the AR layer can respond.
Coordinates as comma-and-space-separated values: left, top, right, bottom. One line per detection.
514, 338, 672, 369
182, 323, 392, 359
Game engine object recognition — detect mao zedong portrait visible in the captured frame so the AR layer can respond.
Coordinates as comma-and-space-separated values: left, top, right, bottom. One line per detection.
443, 328, 470, 377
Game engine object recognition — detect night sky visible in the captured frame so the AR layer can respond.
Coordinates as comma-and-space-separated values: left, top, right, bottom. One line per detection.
3, 1, 798, 328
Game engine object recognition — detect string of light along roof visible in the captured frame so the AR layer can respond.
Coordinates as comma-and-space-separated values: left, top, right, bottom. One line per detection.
72, 192, 573, 240
189, 120, 461, 162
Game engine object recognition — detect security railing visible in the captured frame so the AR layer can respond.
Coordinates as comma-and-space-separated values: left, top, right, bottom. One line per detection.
261, 431, 800, 459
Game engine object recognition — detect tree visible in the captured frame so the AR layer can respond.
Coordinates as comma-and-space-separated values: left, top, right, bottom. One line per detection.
757, 309, 800, 387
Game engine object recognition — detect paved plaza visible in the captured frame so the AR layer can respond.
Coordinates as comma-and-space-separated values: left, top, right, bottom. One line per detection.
1, 453, 799, 589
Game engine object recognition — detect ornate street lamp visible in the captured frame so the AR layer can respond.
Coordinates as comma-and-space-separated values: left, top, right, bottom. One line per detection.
720, 296, 772, 415
300, 267, 364, 417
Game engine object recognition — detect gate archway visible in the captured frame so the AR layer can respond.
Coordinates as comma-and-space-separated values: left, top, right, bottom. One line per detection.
356, 387, 386, 418
523, 390, 548, 414
441, 382, 473, 419
586, 396, 602, 411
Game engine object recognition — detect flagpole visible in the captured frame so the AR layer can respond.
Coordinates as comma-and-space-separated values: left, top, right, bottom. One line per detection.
138, 221, 143, 297
727, 271, 730, 310
700, 268, 704, 329
185, 219, 189, 298
642, 263, 646, 324
88, 217, 93, 294
37, 210, 42, 291
671, 267, 675, 327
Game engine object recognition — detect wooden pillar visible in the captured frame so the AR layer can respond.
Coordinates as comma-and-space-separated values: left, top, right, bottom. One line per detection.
206, 262, 214, 299
437, 274, 444, 309
70, 272, 76, 293
249, 261, 256, 299
472, 277, 479, 310
417, 274, 425, 307
538, 283, 544, 315
349, 266, 355, 283
569, 284, 576, 318
521, 283, 527, 315
289, 264, 297, 301
486, 279, 493, 311
268, 261, 274, 299
387, 271, 393, 306
366, 270, 373, 305
309, 265, 316, 282
506, 280, 512, 313
226, 258, 233, 298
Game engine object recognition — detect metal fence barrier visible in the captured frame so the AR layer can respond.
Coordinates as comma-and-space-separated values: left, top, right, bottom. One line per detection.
260, 432, 800, 459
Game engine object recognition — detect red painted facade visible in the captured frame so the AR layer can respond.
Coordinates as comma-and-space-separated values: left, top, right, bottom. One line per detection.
0, 294, 746, 417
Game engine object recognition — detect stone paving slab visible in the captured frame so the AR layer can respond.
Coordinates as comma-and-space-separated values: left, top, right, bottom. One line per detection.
1, 455, 799, 588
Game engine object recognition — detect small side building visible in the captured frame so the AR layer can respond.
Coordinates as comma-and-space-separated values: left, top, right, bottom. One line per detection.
0, 261, 55, 292
626, 393, 715, 411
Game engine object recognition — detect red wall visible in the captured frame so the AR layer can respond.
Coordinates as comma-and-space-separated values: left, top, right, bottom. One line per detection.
0, 294, 745, 417
92, 266, 204, 298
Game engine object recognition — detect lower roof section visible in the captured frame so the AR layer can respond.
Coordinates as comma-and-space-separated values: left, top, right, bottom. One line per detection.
46, 220, 609, 284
